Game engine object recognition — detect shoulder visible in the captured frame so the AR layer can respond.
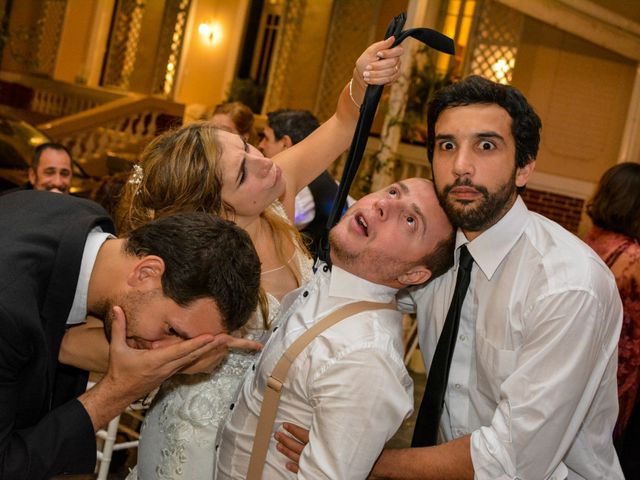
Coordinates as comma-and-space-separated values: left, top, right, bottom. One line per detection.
517, 212, 615, 293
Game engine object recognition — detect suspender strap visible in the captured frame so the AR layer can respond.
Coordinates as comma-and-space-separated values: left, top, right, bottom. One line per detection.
246, 300, 397, 479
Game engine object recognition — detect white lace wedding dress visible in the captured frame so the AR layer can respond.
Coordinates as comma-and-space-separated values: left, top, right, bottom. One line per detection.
127, 207, 311, 479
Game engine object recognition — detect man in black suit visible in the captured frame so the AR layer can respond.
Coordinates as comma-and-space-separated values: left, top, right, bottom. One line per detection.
0, 190, 261, 479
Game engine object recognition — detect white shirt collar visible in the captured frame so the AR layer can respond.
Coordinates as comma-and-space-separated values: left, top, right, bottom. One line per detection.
458, 196, 529, 281
327, 264, 399, 303
66, 228, 114, 326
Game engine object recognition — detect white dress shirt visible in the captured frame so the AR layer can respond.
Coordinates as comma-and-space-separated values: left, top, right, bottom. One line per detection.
215, 263, 413, 479
405, 196, 623, 479
66, 228, 112, 326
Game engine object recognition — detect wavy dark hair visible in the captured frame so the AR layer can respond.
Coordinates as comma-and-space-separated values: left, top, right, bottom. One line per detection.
587, 162, 640, 240
427, 75, 542, 170
124, 212, 261, 332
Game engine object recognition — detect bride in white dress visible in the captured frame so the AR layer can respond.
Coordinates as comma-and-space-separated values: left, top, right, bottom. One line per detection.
114, 37, 403, 479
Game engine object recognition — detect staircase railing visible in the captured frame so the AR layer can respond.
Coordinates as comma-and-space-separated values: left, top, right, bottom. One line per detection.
38, 94, 184, 175
0, 71, 125, 118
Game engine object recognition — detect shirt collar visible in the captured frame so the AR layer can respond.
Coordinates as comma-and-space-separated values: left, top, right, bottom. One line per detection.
326, 263, 399, 303
457, 196, 529, 281
66, 228, 114, 326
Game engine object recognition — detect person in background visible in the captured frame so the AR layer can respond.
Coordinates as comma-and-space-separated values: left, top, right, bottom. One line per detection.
211, 101, 259, 147
28, 142, 73, 193
584, 161, 640, 479
259, 109, 350, 256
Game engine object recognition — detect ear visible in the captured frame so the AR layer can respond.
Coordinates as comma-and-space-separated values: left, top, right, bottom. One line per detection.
515, 160, 536, 189
28, 167, 36, 185
127, 255, 165, 290
397, 265, 432, 286
282, 135, 293, 149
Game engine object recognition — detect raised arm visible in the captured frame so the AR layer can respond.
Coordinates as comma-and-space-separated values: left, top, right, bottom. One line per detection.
275, 37, 403, 218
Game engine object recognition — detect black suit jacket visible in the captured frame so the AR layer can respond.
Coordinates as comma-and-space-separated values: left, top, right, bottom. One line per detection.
0, 190, 114, 479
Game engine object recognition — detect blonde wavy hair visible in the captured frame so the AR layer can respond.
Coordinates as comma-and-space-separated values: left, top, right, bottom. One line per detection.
116, 122, 309, 327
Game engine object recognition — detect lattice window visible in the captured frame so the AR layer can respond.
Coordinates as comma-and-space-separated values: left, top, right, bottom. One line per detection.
313, 0, 381, 122
151, 0, 191, 96
464, 0, 523, 84
254, 12, 280, 85
261, 0, 305, 113
101, 0, 146, 90
6, 0, 66, 75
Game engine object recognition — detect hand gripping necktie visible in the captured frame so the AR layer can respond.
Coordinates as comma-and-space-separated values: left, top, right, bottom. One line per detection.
317, 12, 455, 265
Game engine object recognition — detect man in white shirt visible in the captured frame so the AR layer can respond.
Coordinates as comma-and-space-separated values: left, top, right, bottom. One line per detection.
370, 76, 624, 478
278, 76, 623, 479
215, 177, 455, 479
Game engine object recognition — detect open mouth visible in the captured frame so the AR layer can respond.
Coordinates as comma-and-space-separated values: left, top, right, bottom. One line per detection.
355, 213, 369, 236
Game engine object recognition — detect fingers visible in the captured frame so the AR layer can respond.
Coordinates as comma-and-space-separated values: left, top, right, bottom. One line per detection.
358, 36, 404, 86
109, 306, 127, 348
274, 431, 302, 473
275, 423, 309, 473
283, 422, 310, 444
224, 335, 263, 351
179, 341, 229, 374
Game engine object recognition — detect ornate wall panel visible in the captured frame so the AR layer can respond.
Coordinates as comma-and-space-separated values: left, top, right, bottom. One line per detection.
150, 0, 191, 97
101, 0, 146, 90
261, 0, 306, 113
313, 0, 382, 121
464, 0, 523, 84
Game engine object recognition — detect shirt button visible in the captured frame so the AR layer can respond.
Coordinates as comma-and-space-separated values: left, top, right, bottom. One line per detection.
459, 334, 466, 341
303, 291, 309, 297
273, 326, 278, 332
323, 265, 329, 272
215, 444, 219, 451
454, 383, 461, 390
252, 364, 256, 371
230, 403, 235, 410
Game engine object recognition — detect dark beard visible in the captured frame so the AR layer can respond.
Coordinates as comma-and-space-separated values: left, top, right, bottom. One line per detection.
438, 174, 516, 232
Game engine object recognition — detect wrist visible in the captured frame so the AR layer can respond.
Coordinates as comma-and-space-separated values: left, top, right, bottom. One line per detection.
349, 68, 366, 107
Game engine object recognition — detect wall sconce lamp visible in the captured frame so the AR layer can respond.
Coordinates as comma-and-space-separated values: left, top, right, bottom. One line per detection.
198, 22, 222, 45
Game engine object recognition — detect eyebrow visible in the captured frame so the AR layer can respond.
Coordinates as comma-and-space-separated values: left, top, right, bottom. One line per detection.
234, 138, 250, 186
395, 181, 427, 237
434, 131, 506, 143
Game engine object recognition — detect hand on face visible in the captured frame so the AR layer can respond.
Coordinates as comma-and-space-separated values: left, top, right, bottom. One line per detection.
178, 334, 263, 374
355, 36, 404, 86
102, 305, 222, 401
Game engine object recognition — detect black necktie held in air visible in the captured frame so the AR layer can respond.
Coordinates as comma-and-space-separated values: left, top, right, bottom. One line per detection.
316, 12, 455, 267
411, 245, 473, 447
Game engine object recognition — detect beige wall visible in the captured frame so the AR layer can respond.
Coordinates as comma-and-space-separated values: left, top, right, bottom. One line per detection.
173, 0, 249, 109
513, 17, 637, 184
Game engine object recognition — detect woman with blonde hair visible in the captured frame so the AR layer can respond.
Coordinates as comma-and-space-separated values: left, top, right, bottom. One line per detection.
115, 37, 404, 478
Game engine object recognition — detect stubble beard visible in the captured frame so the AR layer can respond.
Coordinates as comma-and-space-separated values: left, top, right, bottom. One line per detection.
437, 172, 517, 233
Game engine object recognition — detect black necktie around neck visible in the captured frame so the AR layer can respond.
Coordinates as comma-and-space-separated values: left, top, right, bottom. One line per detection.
411, 245, 474, 447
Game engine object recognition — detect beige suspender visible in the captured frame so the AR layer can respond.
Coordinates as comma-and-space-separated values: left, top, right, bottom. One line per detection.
246, 300, 397, 480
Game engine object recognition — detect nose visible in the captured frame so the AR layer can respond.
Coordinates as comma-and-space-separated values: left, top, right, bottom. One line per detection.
373, 197, 391, 220
452, 146, 474, 177
256, 157, 273, 177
